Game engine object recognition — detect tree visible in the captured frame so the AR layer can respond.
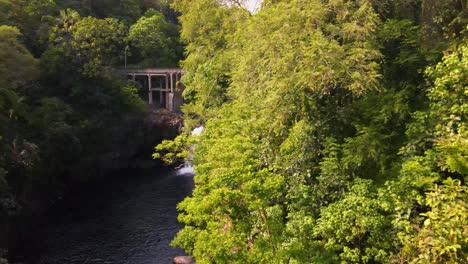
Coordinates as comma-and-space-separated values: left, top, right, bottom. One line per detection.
128, 8, 176, 66
157, 0, 468, 263
171, 0, 249, 129
47, 15, 127, 78
0, 24, 38, 234
0, 26, 38, 188
314, 179, 393, 263
114, 0, 143, 24
0, 25, 39, 89
421, 0, 467, 49
7, 0, 58, 55
56, 8, 81, 33
167, 0, 385, 262
0, 0, 11, 23
403, 178, 468, 263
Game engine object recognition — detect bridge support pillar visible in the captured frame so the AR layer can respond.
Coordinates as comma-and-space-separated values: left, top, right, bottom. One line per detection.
148, 75, 153, 105
170, 72, 174, 93
167, 92, 174, 112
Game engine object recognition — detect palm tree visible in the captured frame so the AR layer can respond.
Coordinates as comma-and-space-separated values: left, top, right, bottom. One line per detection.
57, 8, 80, 33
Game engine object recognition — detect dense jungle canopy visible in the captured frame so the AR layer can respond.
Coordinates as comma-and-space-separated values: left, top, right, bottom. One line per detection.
155, 0, 468, 263
0, 0, 467, 263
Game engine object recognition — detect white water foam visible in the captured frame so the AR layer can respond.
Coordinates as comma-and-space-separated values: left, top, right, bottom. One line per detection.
191, 126, 204, 136
176, 165, 194, 176
175, 126, 204, 176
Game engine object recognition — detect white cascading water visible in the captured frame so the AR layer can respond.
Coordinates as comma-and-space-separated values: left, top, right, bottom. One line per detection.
175, 126, 204, 175
191, 126, 204, 136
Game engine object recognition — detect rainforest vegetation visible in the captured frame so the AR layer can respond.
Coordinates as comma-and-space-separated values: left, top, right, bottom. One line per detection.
1, 0, 467, 263
0, 0, 181, 261
154, 0, 468, 263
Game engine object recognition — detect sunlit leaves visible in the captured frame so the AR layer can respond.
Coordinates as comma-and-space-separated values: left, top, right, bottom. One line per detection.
398, 178, 468, 263
171, 104, 286, 262
167, 0, 467, 263
393, 43, 468, 263
315, 179, 393, 263
128, 8, 176, 66
6, 0, 58, 53
48, 16, 127, 78
153, 134, 189, 164
172, 0, 249, 128
0, 25, 39, 89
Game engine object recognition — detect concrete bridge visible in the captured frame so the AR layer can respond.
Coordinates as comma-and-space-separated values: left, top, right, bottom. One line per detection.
123, 68, 185, 112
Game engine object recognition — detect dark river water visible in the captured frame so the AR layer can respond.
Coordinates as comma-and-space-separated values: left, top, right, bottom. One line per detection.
15, 167, 194, 264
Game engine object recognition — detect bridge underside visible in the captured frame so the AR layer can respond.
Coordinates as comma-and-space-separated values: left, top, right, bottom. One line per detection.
123, 68, 184, 112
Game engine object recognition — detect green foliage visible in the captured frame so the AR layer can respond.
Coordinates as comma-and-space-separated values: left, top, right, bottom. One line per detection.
119, 83, 147, 113
167, 0, 468, 263
398, 178, 468, 263
171, 105, 286, 262
405, 44, 468, 172
1, 0, 466, 263
420, 0, 467, 49
383, 44, 467, 263
62, 0, 141, 22
128, 8, 176, 66
0, 87, 23, 136
1, 2, 176, 260
172, 0, 249, 127
7, 0, 58, 54
0, 0, 11, 23
0, 25, 39, 89
0, 24, 38, 219
113, 0, 143, 24
48, 16, 127, 78
315, 179, 393, 263
426, 44, 467, 138
153, 134, 189, 165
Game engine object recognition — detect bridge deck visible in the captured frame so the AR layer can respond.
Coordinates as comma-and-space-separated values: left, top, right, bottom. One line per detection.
122, 68, 185, 75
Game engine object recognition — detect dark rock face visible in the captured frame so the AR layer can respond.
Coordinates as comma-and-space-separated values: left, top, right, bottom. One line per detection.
72, 107, 183, 178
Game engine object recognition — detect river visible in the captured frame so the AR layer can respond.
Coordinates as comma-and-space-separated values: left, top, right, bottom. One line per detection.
14, 167, 194, 264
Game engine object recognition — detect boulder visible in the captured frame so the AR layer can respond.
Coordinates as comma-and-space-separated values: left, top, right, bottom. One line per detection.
173, 256, 194, 264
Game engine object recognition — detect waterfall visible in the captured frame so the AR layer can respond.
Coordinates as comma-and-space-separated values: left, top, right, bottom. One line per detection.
191, 126, 204, 136
175, 126, 204, 175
